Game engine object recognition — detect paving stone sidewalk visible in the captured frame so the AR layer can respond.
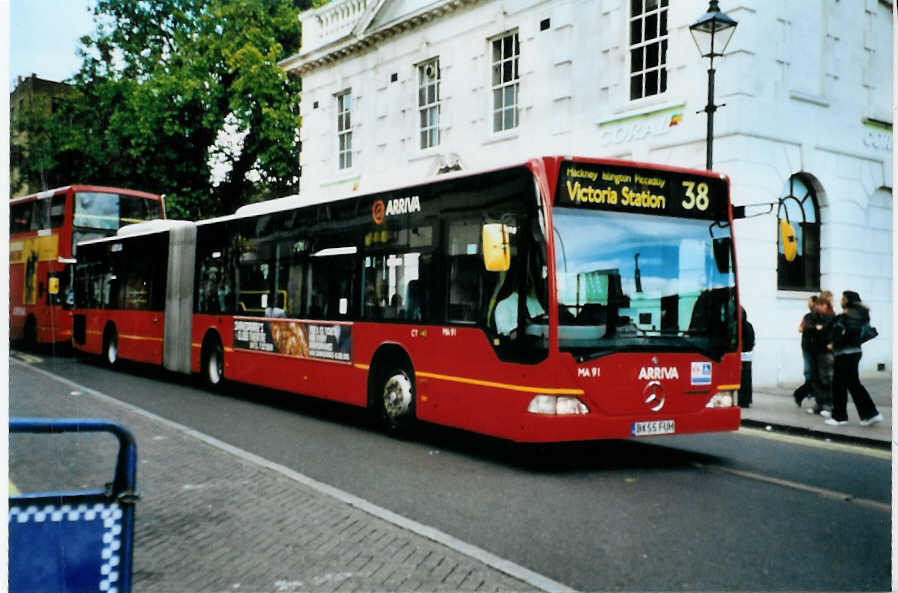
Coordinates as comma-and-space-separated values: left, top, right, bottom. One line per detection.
741, 376, 892, 446
9, 363, 538, 593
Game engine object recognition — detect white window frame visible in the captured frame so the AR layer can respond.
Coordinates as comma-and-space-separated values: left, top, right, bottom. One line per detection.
336, 90, 352, 170
490, 30, 519, 133
417, 58, 441, 150
629, 0, 668, 101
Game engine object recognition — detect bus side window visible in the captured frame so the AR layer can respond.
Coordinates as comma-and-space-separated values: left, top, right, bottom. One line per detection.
119, 234, 166, 311
364, 252, 429, 321
446, 218, 513, 326
33, 199, 51, 231
50, 195, 67, 228
446, 220, 484, 323
10, 203, 32, 234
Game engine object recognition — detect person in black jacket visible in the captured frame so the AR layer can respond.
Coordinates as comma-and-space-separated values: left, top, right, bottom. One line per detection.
793, 295, 818, 405
738, 307, 755, 408
824, 291, 882, 426
801, 296, 834, 416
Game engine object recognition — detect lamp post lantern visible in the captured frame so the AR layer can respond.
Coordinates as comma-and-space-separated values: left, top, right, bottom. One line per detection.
690, 0, 738, 171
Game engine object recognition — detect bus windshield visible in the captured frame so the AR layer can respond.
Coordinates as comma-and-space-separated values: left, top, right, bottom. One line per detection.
553, 207, 737, 361
73, 192, 163, 249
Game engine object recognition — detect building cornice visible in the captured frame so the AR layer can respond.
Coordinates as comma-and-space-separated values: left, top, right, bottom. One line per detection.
280, 0, 479, 76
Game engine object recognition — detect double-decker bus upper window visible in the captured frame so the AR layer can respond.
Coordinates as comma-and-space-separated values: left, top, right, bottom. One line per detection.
121, 194, 163, 224
75, 193, 120, 230
75, 192, 163, 230
50, 195, 66, 228
553, 207, 736, 361
10, 203, 32, 234
33, 199, 50, 230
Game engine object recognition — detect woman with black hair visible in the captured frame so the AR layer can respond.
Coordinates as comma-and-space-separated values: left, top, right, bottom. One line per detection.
825, 291, 882, 427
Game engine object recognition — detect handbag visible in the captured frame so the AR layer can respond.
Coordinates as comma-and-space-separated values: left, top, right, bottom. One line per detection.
860, 323, 879, 344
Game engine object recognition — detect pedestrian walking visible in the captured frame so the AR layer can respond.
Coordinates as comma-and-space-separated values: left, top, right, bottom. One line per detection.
793, 295, 817, 406
738, 307, 755, 408
802, 295, 833, 416
825, 290, 882, 427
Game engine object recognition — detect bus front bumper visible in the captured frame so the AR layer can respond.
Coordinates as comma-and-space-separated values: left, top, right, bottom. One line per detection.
507, 406, 741, 443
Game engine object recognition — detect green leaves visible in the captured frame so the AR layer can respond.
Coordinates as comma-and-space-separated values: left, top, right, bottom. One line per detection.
12, 0, 312, 218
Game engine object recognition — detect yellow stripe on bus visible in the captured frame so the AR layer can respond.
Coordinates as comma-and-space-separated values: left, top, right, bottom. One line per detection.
192, 343, 234, 352
119, 334, 163, 342
717, 384, 741, 390
353, 363, 582, 395
416, 372, 585, 396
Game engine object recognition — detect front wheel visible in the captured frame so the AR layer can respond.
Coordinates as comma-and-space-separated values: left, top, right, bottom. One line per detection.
376, 367, 416, 435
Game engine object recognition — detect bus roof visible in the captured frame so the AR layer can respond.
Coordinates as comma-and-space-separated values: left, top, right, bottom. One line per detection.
233, 195, 301, 217
10, 185, 163, 204
75, 219, 194, 248
116, 219, 194, 237
158, 156, 727, 231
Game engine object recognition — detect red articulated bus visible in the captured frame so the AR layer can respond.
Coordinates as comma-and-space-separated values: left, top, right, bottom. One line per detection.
10, 186, 165, 347
72, 157, 743, 442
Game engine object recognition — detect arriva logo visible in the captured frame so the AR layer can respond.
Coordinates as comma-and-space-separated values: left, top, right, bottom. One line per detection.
387, 195, 421, 215
638, 367, 679, 381
373, 196, 422, 224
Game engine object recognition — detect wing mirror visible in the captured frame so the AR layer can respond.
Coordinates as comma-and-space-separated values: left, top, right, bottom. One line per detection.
482, 223, 510, 272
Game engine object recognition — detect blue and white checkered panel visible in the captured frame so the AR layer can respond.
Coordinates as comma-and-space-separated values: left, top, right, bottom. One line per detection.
9, 502, 123, 593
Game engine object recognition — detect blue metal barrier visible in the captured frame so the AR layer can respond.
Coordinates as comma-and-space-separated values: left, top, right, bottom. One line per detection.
9, 419, 138, 593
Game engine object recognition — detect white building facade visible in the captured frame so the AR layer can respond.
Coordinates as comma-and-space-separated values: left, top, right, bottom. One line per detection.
281, 0, 893, 387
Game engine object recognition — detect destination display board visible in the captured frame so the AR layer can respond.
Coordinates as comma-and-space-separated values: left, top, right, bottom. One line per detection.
556, 161, 729, 220
233, 318, 351, 363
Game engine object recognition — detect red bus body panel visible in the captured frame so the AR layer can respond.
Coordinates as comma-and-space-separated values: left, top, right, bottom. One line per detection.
77, 310, 165, 366
191, 315, 366, 406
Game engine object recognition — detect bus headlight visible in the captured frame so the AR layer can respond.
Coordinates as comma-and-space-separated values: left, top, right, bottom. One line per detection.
706, 391, 736, 408
528, 395, 589, 415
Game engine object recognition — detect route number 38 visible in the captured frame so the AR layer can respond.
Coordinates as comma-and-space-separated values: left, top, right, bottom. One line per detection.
681, 181, 709, 211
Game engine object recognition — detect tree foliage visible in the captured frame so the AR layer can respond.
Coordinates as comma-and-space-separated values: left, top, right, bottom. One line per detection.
12, 0, 317, 218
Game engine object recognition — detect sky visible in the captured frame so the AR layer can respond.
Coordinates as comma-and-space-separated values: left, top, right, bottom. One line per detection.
9, 0, 95, 91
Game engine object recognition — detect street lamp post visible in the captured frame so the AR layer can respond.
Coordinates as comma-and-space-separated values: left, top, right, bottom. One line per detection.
690, 1, 738, 171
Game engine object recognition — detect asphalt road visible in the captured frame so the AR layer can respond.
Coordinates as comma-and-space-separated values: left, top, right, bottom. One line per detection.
10, 350, 891, 591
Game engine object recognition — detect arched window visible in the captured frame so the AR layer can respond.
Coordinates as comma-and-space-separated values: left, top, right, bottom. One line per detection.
777, 175, 820, 291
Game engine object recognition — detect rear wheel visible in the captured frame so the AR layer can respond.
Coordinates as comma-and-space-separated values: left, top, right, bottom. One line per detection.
22, 316, 37, 351
103, 328, 118, 366
202, 336, 225, 389
374, 365, 416, 435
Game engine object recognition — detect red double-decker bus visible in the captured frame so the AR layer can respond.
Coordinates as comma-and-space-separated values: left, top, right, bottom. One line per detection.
10, 185, 165, 347
72, 157, 742, 442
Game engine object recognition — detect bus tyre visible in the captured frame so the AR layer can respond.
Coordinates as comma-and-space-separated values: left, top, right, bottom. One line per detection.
375, 366, 416, 435
23, 316, 37, 351
103, 328, 118, 367
202, 337, 225, 389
